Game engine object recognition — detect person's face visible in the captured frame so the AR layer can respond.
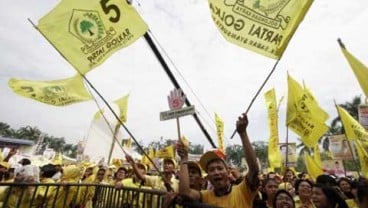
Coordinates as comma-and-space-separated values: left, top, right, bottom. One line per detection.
115, 169, 126, 180
206, 160, 229, 190
96, 170, 105, 181
275, 192, 294, 208
298, 181, 312, 197
264, 180, 278, 198
285, 170, 294, 180
84, 168, 93, 178
312, 187, 328, 208
163, 161, 175, 173
339, 180, 351, 192
188, 167, 202, 190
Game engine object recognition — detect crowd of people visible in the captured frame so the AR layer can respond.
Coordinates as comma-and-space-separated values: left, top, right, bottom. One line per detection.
0, 113, 367, 208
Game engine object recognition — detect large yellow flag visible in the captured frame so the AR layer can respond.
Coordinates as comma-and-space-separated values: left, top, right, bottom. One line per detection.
215, 113, 225, 153
339, 41, 368, 97
286, 75, 329, 147
355, 141, 368, 178
114, 94, 129, 122
38, 0, 148, 74
208, 0, 313, 59
264, 88, 282, 169
305, 152, 323, 181
8, 75, 91, 106
337, 106, 368, 145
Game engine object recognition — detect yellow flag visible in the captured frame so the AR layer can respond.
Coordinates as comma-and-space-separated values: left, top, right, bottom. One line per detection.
339, 42, 368, 97
264, 88, 282, 169
337, 106, 368, 145
114, 94, 129, 122
304, 86, 329, 122
286, 74, 328, 147
93, 94, 129, 122
141, 148, 155, 169
215, 113, 225, 153
313, 144, 322, 168
355, 141, 368, 178
122, 137, 132, 149
304, 152, 323, 181
8, 75, 91, 106
208, 0, 313, 59
38, 0, 148, 74
155, 145, 175, 159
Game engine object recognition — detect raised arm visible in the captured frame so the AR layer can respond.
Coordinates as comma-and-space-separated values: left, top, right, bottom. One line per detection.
236, 113, 259, 190
125, 154, 146, 182
177, 142, 201, 200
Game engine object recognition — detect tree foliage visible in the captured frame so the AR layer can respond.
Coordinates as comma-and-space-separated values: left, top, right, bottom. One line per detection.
0, 122, 77, 158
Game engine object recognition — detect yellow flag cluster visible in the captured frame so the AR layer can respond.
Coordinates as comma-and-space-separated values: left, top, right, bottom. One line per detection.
38, 0, 148, 74
264, 89, 282, 169
8, 75, 91, 106
208, 0, 313, 59
286, 74, 329, 147
215, 113, 225, 153
339, 40, 368, 97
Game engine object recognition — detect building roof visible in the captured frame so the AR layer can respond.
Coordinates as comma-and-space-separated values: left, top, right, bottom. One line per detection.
0, 136, 34, 146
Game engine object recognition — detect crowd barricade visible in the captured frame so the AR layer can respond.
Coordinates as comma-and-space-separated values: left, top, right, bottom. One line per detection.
0, 182, 216, 208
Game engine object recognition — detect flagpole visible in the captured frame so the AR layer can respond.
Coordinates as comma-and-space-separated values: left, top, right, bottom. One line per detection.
143, 31, 217, 148
107, 124, 120, 165
230, 58, 281, 139
333, 100, 361, 177
28, 18, 164, 177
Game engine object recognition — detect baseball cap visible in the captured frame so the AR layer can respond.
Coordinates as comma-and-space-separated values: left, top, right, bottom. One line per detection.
163, 158, 177, 168
199, 149, 226, 172
186, 161, 203, 176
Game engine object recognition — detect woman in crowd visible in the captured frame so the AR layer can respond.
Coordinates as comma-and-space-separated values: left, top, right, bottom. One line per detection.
337, 177, 354, 199
261, 178, 279, 208
312, 183, 348, 208
273, 189, 295, 208
294, 179, 314, 208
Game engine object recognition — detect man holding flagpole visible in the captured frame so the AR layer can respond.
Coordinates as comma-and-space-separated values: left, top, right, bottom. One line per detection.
177, 113, 259, 207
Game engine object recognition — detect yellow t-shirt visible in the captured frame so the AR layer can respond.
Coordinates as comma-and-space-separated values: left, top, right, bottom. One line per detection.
200, 180, 256, 208
145, 175, 179, 192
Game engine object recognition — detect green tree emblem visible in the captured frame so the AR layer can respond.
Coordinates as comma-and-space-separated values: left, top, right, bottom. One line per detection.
80, 20, 95, 36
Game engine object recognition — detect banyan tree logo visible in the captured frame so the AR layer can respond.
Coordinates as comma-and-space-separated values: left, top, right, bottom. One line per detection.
43, 86, 67, 100
69, 9, 115, 54
226, 0, 291, 29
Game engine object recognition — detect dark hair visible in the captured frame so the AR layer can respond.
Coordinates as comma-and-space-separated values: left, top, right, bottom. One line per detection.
20, 158, 31, 166
316, 174, 337, 186
41, 164, 57, 178
337, 177, 351, 187
294, 179, 313, 195
114, 167, 127, 178
313, 183, 348, 208
357, 177, 368, 204
272, 189, 295, 208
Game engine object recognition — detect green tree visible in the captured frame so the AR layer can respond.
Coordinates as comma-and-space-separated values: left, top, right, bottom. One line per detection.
80, 20, 94, 36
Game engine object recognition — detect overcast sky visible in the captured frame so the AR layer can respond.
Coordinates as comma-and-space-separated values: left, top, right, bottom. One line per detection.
1, 0, 368, 152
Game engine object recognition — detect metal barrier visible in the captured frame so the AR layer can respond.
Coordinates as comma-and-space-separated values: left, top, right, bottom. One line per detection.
0, 182, 216, 208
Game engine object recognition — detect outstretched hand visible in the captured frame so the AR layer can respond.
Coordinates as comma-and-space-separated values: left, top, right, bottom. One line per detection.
176, 141, 188, 161
236, 113, 248, 134
125, 154, 134, 164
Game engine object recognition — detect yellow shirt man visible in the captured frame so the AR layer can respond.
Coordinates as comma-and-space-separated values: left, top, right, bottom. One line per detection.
200, 180, 256, 208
